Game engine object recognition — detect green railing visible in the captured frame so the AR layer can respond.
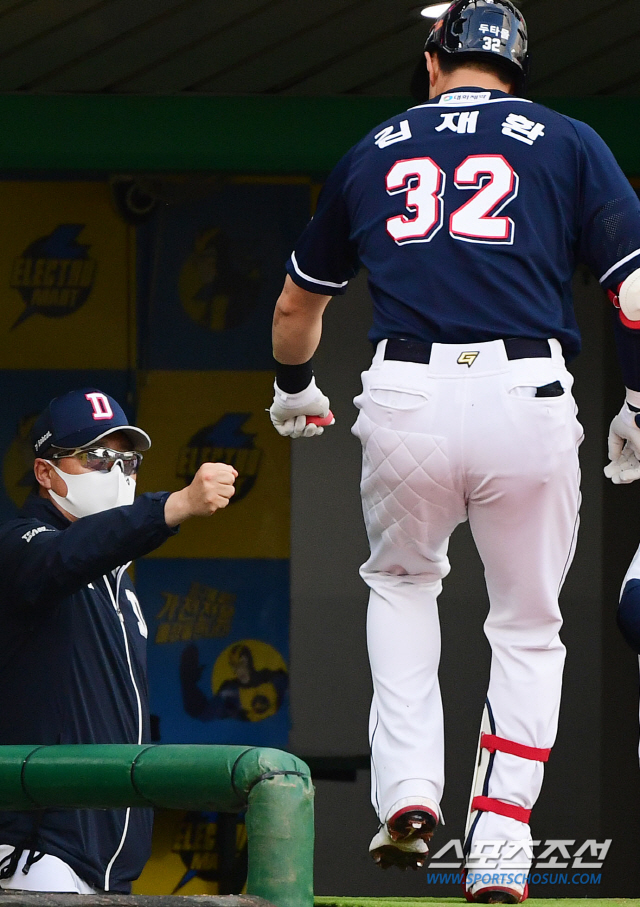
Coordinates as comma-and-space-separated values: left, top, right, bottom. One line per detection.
0, 744, 314, 907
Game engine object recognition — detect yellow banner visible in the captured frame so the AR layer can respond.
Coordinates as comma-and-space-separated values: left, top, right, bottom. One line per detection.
132, 809, 247, 896
0, 181, 134, 369
136, 371, 289, 559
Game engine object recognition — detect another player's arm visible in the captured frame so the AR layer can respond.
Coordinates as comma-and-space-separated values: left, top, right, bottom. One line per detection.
573, 120, 640, 480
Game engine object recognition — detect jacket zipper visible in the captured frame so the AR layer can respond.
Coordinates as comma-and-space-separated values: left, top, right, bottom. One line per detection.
102, 563, 142, 891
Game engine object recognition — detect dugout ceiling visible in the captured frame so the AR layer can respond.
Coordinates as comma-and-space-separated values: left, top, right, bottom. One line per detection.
0, 0, 636, 98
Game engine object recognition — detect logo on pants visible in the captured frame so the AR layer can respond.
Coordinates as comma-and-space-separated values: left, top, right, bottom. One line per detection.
458, 352, 480, 367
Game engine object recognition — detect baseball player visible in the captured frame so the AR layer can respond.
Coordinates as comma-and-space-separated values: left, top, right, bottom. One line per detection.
269, 0, 640, 901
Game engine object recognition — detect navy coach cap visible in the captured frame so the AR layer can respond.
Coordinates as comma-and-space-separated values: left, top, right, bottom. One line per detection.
31, 388, 151, 458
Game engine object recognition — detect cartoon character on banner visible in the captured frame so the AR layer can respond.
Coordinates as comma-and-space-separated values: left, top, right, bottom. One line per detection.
180, 640, 288, 723
179, 228, 260, 331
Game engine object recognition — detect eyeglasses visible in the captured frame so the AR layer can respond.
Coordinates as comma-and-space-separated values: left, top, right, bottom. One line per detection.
51, 447, 143, 477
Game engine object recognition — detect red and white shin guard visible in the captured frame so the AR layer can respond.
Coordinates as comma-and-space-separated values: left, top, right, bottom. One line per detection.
463, 706, 551, 904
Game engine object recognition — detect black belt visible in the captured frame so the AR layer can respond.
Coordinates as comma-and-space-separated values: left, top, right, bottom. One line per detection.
384, 337, 551, 364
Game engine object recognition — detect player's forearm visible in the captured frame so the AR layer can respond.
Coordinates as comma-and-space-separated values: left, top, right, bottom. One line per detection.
272, 276, 331, 365
273, 306, 323, 364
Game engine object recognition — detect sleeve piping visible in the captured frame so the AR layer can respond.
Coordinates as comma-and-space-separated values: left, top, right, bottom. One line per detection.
600, 248, 640, 285
290, 251, 349, 290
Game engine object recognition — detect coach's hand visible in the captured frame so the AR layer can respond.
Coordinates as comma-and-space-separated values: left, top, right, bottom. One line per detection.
164, 463, 237, 526
269, 377, 334, 439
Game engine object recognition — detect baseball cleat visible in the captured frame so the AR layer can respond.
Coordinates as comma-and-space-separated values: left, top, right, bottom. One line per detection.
369, 799, 438, 870
369, 825, 429, 870
463, 868, 528, 904
387, 806, 438, 842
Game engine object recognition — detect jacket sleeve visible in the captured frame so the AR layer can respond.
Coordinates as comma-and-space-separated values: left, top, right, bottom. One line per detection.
0, 492, 178, 613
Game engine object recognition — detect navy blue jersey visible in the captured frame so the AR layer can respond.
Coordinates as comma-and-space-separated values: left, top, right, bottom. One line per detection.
287, 88, 640, 363
0, 492, 177, 893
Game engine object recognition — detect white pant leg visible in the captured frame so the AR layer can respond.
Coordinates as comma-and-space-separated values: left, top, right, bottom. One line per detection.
354, 352, 467, 822
0, 846, 97, 893
465, 356, 582, 845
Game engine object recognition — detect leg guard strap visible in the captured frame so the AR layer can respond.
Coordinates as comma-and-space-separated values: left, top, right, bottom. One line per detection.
481, 733, 551, 762
471, 795, 531, 824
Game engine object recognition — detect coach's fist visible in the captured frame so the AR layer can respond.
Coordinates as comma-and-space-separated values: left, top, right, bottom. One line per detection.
164, 463, 237, 526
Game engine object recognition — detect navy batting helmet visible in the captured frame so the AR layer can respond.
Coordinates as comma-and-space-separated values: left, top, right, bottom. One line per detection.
411, 0, 529, 102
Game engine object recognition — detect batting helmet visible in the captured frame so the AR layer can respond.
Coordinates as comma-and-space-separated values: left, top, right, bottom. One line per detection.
411, 0, 529, 103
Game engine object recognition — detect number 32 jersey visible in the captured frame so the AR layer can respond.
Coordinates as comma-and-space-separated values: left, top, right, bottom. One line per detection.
286, 88, 640, 363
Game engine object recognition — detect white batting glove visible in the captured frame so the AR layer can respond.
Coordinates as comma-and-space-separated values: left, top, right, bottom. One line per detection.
269, 377, 333, 439
604, 445, 640, 484
608, 390, 640, 461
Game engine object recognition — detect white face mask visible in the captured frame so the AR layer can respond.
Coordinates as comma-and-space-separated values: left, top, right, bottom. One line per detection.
47, 461, 136, 519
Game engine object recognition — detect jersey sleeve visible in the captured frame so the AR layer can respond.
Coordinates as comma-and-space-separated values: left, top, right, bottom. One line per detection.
0, 493, 177, 614
285, 149, 360, 296
574, 119, 640, 289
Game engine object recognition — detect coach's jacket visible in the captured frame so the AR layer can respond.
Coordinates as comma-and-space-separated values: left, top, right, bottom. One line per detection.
0, 490, 177, 893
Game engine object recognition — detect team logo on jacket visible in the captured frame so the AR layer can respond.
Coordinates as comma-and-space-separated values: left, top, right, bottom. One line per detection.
179, 228, 260, 332
176, 414, 262, 503
458, 351, 480, 367
10, 225, 97, 329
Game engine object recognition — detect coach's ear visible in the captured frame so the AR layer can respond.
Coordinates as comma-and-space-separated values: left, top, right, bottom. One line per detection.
34, 458, 54, 490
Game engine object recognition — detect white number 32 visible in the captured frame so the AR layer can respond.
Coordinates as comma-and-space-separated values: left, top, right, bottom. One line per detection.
386, 154, 519, 246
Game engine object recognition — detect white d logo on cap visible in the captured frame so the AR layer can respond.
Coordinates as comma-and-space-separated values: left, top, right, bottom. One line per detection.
85, 392, 114, 421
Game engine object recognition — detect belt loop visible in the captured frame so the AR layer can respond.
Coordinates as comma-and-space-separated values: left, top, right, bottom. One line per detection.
374, 340, 388, 365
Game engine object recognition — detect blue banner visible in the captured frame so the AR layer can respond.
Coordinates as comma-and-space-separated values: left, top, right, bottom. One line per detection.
138, 181, 310, 370
136, 557, 290, 747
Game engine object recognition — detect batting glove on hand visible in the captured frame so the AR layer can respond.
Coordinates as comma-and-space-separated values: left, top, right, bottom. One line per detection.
604, 445, 640, 484
608, 391, 640, 461
269, 377, 334, 439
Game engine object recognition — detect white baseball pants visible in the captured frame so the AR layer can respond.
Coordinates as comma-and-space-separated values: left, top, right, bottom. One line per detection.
352, 339, 582, 827
0, 845, 97, 892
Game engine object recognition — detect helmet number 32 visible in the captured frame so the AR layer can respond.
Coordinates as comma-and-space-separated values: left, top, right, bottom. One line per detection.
386, 155, 519, 246
482, 36, 502, 52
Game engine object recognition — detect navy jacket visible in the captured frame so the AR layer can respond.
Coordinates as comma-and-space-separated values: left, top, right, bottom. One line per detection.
0, 491, 176, 892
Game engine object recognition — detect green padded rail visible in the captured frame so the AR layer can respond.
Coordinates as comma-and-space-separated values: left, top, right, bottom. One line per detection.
0, 744, 314, 907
